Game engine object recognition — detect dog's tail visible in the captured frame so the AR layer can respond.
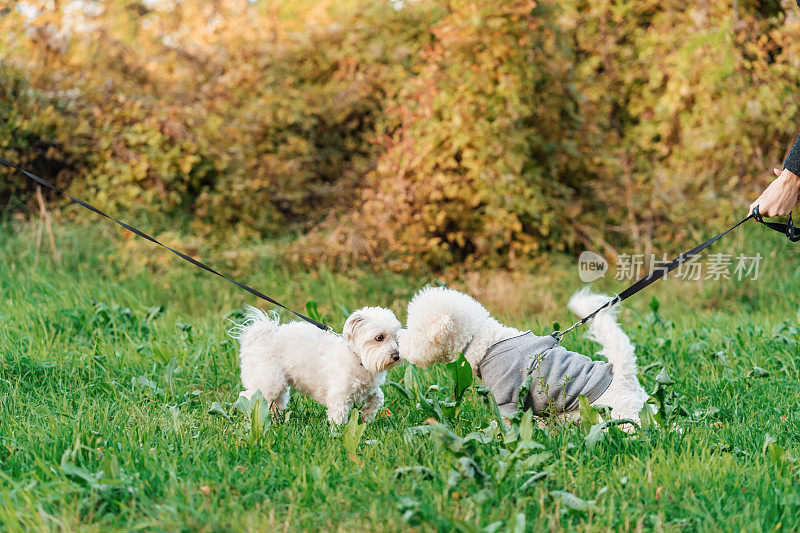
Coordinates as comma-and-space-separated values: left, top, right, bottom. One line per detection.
228, 306, 280, 347
567, 288, 639, 381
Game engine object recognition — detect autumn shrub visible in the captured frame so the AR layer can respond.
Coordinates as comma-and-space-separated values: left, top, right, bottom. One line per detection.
298, 0, 583, 270
561, 0, 800, 256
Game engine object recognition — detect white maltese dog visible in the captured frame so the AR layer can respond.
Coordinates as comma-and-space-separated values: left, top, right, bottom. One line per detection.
399, 287, 648, 423
234, 306, 401, 425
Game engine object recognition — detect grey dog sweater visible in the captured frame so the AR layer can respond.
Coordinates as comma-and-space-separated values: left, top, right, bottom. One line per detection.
478, 332, 614, 417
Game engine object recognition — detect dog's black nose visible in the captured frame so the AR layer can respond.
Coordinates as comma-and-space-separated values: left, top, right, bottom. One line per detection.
391, 352, 400, 361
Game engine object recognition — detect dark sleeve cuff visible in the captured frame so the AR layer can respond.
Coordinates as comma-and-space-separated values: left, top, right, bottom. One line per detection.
783, 134, 800, 176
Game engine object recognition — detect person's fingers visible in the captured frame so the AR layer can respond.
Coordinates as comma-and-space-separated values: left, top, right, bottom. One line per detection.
774, 168, 782, 177
758, 193, 777, 217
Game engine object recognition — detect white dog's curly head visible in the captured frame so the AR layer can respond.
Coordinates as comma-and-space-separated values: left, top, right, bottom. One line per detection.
399, 286, 491, 367
342, 307, 402, 374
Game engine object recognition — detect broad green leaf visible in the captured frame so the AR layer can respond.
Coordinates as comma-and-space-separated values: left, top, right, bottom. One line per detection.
132, 376, 164, 396
519, 471, 549, 491
208, 401, 232, 423
514, 440, 545, 453
692, 406, 720, 420
233, 395, 253, 416
641, 361, 663, 374
655, 368, 675, 385
638, 403, 656, 429
593, 404, 612, 421
146, 305, 164, 322
250, 394, 271, 443
518, 450, 551, 470
499, 443, 548, 482
403, 364, 417, 394
579, 395, 599, 432
342, 408, 366, 455
403, 425, 431, 444
519, 409, 534, 442
464, 431, 494, 445
585, 419, 639, 450
455, 456, 489, 484
550, 490, 599, 513
430, 423, 476, 457
503, 427, 520, 446
445, 352, 473, 404
474, 421, 503, 443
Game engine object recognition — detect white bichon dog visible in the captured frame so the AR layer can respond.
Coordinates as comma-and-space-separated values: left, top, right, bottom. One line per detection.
399, 287, 648, 423
233, 306, 401, 425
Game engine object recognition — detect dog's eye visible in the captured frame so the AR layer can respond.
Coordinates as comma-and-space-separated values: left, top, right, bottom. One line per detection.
375, 334, 385, 342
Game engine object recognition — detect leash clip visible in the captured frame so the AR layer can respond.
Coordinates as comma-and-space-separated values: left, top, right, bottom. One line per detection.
787, 212, 799, 242
752, 205, 800, 242
550, 330, 563, 345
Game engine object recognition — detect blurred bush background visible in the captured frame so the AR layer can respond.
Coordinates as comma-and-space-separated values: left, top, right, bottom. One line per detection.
2, 0, 799, 272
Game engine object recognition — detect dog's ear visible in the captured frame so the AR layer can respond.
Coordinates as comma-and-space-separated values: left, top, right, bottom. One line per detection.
426, 313, 454, 346
342, 311, 366, 345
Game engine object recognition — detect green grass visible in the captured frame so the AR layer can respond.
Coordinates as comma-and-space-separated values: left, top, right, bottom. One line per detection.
1, 218, 799, 531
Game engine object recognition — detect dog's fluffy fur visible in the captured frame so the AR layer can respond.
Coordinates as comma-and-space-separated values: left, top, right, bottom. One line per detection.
399, 287, 648, 422
234, 306, 401, 425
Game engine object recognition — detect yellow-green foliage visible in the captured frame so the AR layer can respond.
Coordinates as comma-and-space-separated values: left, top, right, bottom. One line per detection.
306, 1, 581, 270
562, 0, 800, 254
1, 0, 799, 269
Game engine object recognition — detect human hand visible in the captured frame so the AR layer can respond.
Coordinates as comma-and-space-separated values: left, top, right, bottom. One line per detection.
749, 168, 800, 217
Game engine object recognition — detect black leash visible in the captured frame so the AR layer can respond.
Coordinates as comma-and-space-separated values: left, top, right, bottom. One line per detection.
553, 205, 798, 342
0, 156, 329, 331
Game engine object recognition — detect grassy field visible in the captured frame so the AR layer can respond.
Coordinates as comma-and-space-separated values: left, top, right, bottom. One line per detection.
1, 217, 799, 531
